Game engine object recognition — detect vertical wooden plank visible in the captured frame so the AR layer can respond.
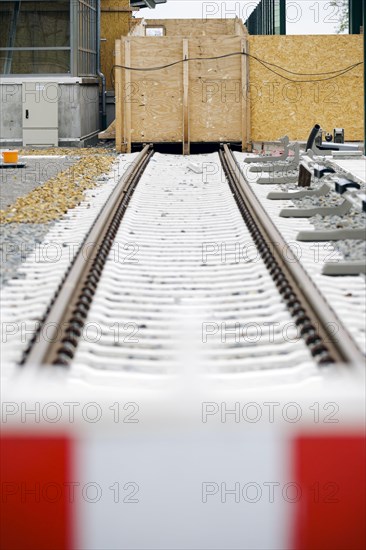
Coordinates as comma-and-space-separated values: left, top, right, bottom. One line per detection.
241, 38, 248, 151
182, 39, 190, 155
245, 38, 252, 151
124, 38, 132, 154
115, 39, 122, 152
241, 37, 251, 152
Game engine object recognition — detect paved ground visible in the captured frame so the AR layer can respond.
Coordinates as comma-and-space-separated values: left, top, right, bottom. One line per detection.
0, 156, 77, 210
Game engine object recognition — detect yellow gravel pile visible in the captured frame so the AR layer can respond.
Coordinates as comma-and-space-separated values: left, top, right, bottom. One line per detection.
0, 155, 115, 224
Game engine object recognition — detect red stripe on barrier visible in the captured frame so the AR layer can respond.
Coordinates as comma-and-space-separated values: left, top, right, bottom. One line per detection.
1, 435, 73, 550
292, 434, 366, 550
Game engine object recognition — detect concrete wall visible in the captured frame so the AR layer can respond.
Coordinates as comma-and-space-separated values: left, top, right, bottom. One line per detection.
0, 81, 100, 147
0, 84, 22, 143
249, 34, 364, 141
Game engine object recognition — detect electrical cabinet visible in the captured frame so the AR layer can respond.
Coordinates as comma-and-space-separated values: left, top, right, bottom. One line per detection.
22, 82, 58, 146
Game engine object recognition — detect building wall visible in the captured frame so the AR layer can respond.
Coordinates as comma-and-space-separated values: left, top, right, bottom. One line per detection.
0, 0, 135, 146
249, 34, 364, 141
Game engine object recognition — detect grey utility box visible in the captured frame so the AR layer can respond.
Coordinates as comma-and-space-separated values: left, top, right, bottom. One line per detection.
22, 82, 58, 146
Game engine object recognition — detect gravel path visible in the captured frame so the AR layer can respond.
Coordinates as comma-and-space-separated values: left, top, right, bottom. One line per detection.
0, 156, 77, 210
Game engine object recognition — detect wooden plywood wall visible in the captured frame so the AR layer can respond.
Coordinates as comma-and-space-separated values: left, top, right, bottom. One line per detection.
249, 35, 364, 141
130, 37, 184, 143
143, 18, 245, 37
115, 28, 363, 150
189, 36, 244, 142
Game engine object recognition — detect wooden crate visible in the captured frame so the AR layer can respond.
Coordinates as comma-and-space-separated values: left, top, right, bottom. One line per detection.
115, 19, 250, 153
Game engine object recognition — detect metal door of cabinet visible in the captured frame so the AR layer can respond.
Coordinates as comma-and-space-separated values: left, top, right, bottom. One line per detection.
22, 82, 58, 146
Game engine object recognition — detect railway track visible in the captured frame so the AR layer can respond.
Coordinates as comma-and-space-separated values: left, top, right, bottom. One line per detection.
18, 145, 364, 372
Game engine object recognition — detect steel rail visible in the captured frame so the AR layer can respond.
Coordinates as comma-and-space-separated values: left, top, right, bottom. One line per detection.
22, 145, 154, 367
220, 144, 364, 367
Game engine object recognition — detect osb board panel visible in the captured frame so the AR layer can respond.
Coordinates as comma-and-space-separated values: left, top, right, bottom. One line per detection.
125, 37, 184, 142
189, 37, 243, 142
143, 18, 238, 37
129, 19, 146, 36
101, 0, 132, 91
102, 0, 131, 6
249, 35, 364, 141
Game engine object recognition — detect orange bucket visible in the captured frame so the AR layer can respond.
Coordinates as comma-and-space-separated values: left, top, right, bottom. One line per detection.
2, 150, 19, 163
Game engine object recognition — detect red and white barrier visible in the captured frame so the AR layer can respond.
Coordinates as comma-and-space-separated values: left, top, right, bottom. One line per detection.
1, 374, 365, 550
